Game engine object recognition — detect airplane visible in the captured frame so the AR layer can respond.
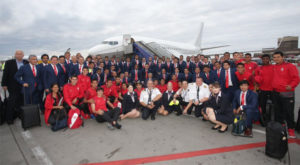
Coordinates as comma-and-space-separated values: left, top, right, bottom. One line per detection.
88, 23, 229, 58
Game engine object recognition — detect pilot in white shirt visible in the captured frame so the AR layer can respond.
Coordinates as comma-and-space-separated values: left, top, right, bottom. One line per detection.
140, 80, 162, 120
188, 77, 210, 117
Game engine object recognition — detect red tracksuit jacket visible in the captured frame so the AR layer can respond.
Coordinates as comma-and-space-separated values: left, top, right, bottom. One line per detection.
272, 62, 299, 92
254, 64, 274, 91
63, 83, 83, 106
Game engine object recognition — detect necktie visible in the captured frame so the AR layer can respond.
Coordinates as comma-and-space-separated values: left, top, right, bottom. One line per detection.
146, 71, 148, 79
187, 63, 189, 69
126, 78, 128, 84
79, 65, 82, 74
225, 70, 229, 88
32, 65, 36, 77
135, 70, 138, 81
186, 74, 188, 80
217, 70, 220, 78
104, 75, 107, 82
130, 92, 134, 102
197, 86, 200, 100
148, 89, 152, 104
207, 73, 209, 80
168, 91, 172, 100
241, 92, 245, 105
54, 65, 58, 76
61, 64, 66, 73
97, 74, 100, 82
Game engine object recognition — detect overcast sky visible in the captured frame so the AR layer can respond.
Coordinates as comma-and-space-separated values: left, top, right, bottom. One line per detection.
0, 0, 300, 57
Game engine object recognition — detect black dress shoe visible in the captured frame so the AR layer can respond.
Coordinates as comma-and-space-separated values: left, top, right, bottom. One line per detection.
114, 122, 122, 129
151, 115, 155, 120
211, 126, 221, 130
218, 126, 228, 133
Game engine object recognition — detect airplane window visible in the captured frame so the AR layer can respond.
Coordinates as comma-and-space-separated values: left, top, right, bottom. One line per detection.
102, 41, 108, 44
113, 41, 118, 45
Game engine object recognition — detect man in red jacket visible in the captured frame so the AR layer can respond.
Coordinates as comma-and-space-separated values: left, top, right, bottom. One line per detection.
63, 75, 84, 112
101, 79, 119, 106
244, 53, 258, 75
235, 63, 254, 91
272, 51, 299, 138
254, 54, 274, 124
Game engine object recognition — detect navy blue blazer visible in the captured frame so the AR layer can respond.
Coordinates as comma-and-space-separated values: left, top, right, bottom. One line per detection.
154, 63, 165, 74
164, 63, 174, 74
103, 61, 111, 69
130, 70, 142, 81
178, 61, 186, 72
43, 64, 64, 90
212, 68, 223, 83
180, 73, 193, 83
185, 62, 195, 74
232, 90, 259, 113
15, 64, 42, 94
91, 73, 102, 86
192, 72, 201, 82
158, 73, 170, 82
123, 77, 132, 84
219, 68, 238, 90
70, 63, 87, 76
122, 62, 132, 73
200, 71, 218, 85
57, 63, 69, 85
141, 69, 153, 81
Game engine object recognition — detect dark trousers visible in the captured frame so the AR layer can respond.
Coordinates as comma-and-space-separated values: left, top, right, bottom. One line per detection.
81, 103, 90, 114
178, 97, 193, 114
193, 104, 205, 117
222, 86, 236, 102
245, 109, 259, 128
95, 107, 120, 123
6, 87, 23, 123
142, 101, 160, 120
273, 92, 295, 129
258, 90, 273, 121
63, 99, 84, 113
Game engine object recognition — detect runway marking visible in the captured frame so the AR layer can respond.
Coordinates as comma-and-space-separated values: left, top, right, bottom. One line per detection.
252, 129, 266, 134
84, 139, 300, 165
17, 120, 54, 165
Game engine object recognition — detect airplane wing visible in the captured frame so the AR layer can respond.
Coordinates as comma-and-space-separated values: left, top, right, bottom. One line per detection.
200, 45, 230, 51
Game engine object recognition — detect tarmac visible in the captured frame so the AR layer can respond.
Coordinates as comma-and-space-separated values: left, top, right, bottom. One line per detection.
0, 69, 300, 165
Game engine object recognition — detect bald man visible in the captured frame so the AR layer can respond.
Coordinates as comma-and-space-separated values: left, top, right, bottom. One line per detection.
1, 50, 28, 124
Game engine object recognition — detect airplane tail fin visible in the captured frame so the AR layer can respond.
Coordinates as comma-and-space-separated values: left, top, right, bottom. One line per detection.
194, 22, 204, 50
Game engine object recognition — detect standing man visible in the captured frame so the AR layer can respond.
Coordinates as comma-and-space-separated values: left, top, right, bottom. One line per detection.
15, 55, 42, 105
219, 61, 238, 102
254, 54, 274, 123
140, 80, 162, 120
1, 50, 28, 124
272, 51, 299, 138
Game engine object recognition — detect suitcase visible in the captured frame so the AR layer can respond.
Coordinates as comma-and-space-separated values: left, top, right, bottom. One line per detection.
0, 91, 8, 125
265, 121, 288, 159
296, 107, 300, 133
20, 88, 41, 130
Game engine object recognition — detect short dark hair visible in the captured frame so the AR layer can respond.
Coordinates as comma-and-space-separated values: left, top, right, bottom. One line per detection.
273, 51, 284, 57
83, 67, 89, 70
223, 60, 230, 66
50, 56, 58, 60
261, 54, 270, 59
70, 75, 78, 79
96, 87, 103, 92
203, 65, 210, 69
236, 63, 245, 67
239, 80, 249, 86
41, 54, 49, 59
59, 55, 65, 59
91, 79, 98, 83
245, 53, 251, 57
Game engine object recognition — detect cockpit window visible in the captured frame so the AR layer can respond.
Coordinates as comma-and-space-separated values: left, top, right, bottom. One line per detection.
102, 41, 118, 45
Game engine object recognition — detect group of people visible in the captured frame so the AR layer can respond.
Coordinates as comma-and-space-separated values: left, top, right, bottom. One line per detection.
1, 50, 299, 136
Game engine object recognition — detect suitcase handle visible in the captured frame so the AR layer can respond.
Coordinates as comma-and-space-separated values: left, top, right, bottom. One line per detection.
23, 86, 33, 105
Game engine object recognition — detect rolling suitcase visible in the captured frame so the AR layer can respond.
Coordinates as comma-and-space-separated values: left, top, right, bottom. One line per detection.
265, 121, 288, 159
20, 88, 41, 130
296, 107, 300, 133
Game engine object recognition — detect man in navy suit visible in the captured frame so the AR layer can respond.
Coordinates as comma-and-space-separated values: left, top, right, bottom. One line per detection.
141, 64, 152, 82
165, 57, 174, 74
178, 55, 186, 73
58, 55, 69, 86
147, 57, 155, 72
158, 68, 170, 83
154, 58, 165, 76
123, 71, 132, 84
131, 64, 142, 83
219, 60, 238, 101
123, 57, 132, 73
131, 54, 141, 69
193, 67, 201, 82
181, 68, 193, 83
101, 68, 111, 85
213, 61, 222, 82
232, 80, 260, 137
92, 68, 102, 86
185, 56, 195, 74
43, 56, 64, 93
70, 56, 86, 76
64, 52, 71, 65
37, 54, 49, 91
103, 56, 111, 69
15, 55, 42, 105
200, 65, 217, 85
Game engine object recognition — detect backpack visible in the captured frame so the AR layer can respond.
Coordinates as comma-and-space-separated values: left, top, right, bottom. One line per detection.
265, 121, 288, 159
68, 109, 84, 129
232, 114, 246, 135
51, 109, 68, 132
